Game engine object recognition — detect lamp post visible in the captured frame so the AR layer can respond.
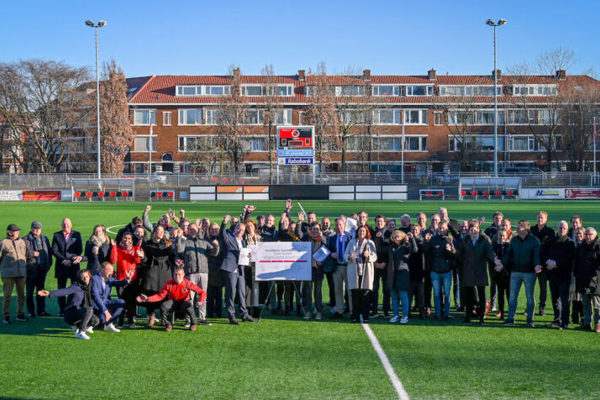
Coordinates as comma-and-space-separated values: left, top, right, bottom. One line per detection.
85, 19, 107, 179
486, 18, 506, 177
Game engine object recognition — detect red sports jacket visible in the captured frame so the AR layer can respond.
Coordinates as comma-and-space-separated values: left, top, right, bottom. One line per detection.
147, 278, 207, 303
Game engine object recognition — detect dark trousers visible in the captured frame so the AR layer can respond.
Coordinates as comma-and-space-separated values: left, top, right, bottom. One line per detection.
276, 282, 285, 308
160, 299, 195, 326
64, 306, 99, 331
351, 289, 371, 322
370, 268, 390, 315
424, 272, 432, 309
464, 286, 486, 321
537, 271, 548, 309
452, 267, 463, 308
26, 271, 47, 316
56, 274, 77, 313
488, 265, 497, 308
409, 281, 424, 310
325, 271, 336, 307
223, 269, 248, 320
495, 275, 510, 317
117, 283, 139, 326
206, 284, 223, 318
572, 301, 584, 324
140, 290, 160, 317
549, 279, 570, 326
96, 299, 125, 324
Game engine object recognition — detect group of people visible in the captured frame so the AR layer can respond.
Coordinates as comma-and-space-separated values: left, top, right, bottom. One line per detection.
1, 201, 599, 339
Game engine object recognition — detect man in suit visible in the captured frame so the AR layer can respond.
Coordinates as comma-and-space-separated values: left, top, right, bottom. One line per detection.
220, 215, 254, 325
91, 262, 132, 332
326, 217, 353, 319
51, 218, 83, 316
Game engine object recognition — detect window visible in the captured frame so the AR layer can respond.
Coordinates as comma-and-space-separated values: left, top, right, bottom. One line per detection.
508, 135, 535, 151
176, 85, 231, 96
176, 85, 199, 96
275, 109, 292, 125
346, 136, 368, 152
133, 136, 156, 152
163, 112, 171, 126
507, 110, 528, 125
440, 86, 502, 96
475, 110, 505, 125
340, 110, 365, 125
374, 109, 402, 125
338, 85, 365, 96
513, 85, 557, 96
205, 85, 230, 96
243, 137, 266, 151
205, 110, 221, 125
448, 111, 474, 125
404, 136, 428, 151
372, 85, 433, 96
245, 109, 264, 125
372, 85, 400, 96
242, 86, 263, 96
377, 137, 401, 151
406, 85, 433, 96
449, 136, 504, 152
434, 112, 444, 126
133, 109, 155, 125
404, 109, 428, 125
374, 136, 428, 151
178, 108, 203, 125
298, 111, 304, 125
178, 136, 218, 152
272, 85, 293, 96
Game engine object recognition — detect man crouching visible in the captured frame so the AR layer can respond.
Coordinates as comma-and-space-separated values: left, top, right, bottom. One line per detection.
137, 265, 206, 331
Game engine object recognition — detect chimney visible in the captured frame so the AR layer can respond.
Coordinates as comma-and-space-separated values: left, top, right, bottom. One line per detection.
233, 67, 241, 82
298, 69, 305, 81
492, 69, 502, 80
556, 69, 566, 80
363, 69, 371, 81
428, 68, 437, 81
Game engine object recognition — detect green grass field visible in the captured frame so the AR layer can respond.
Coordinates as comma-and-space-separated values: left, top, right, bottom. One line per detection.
1, 200, 600, 400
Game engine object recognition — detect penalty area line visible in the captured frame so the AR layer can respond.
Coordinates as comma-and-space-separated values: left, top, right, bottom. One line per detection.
106, 224, 126, 235
362, 323, 410, 400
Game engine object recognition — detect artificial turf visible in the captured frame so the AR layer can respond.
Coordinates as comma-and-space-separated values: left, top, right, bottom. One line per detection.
1, 200, 599, 399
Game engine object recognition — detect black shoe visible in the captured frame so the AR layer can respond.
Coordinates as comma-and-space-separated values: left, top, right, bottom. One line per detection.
198, 320, 212, 326
503, 319, 515, 325
329, 312, 343, 319
462, 317, 471, 323
351, 318, 359, 323
363, 319, 369, 324
442, 315, 449, 321
242, 315, 255, 322
27, 313, 35, 318
16, 315, 28, 322
479, 320, 485, 325
39, 311, 51, 317
538, 308, 546, 316
575, 324, 591, 331
527, 322, 535, 328
229, 318, 239, 325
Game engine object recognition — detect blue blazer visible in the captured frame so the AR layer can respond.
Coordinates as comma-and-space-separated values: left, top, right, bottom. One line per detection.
324, 232, 353, 273
51, 230, 83, 279
219, 221, 247, 273
91, 273, 128, 313
49, 283, 86, 310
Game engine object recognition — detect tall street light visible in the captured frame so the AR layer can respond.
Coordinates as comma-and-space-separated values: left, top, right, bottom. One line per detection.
486, 18, 506, 177
85, 19, 107, 179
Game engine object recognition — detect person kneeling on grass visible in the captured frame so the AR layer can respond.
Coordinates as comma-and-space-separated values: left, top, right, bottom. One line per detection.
136, 266, 207, 332
91, 262, 133, 333
38, 269, 99, 340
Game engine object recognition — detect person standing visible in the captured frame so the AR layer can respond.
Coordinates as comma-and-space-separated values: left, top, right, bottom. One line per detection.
491, 229, 511, 320
326, 218, 353, 319
456, 221, 497, 325
387, 230, 417, 323
345, 225, 377, 323
543, 221, 575, 330
423, 220, 455, 320
571, 227, 586, 325
370, 215, 390, 318
530, 211, 555, 316
502, 220, 542, 328
220, 215, 254, 325
408, 224, 426, 319
111, 233, 143, 329
574, 227, 600, 332
51, 218, 83, 316
178, 223, 219, 326
206, 223, 225, 319
1, 224, 28, 324
83, 224, 114, 275
23, 221, 52, 317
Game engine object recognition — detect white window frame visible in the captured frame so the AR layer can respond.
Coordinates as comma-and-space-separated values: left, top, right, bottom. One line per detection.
434, 111, 444, 126
132, 135, 157, 153
402, 135, 428, 152
133, 109, 156, 126
163, 111, 172, 126
245, 109, 265, 125
275, 109, 293, 125
178, 108, 203, 126
373, 109, 402, 125
439, 85, 502, 97
205, 109, 221, 125
404, 109, 428, 125
242, 136, 267, 152
242, 85, 264, 97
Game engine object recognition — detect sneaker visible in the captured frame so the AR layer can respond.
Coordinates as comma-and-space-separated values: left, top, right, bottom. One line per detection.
304, 312, 312, 321
27, 312, 35, 318
86, 327, 94, 334
103, 323, 120, 333
400, 316, 409, 324
575, 324, 591, 331
242, 315, 255, 322
547, 322, 560, 329
383, 313, 391, 319
329, 306, 337, 314
371, 312, 381, 319
70, 325, 78, 333
198, 320, 212, 326
129, 324, 136, 329
75, 330, 90, 340
16, 315, 28, 322
183, 321, 191, 328
229, 318, 239, 325
39, 311, 51, 317
2, 317, 9, 324
190, 325, 197, 331
389, 315, 399, 323
315, 312, 322, 321
503, 319, 515, 325
527, 322, 535, 328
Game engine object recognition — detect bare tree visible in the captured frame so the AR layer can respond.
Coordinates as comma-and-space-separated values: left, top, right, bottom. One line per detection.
0, 60, 91, 172
261, 64, 281, 182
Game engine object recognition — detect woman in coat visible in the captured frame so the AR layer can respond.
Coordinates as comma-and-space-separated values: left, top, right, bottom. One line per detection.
243, 220, 261, 317
345, 225, 377, 323
386, 230, 417, 323
408, 224, 426, 319
84, 224, 114, 275
456, 222, 497, 324
302, 222, 326, 321
491, 229, 511, 320
140, 225, 175, 328
38, 269, 99, 339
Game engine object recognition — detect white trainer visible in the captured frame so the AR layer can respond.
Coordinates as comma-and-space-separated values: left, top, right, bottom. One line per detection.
85, 327, 94, 334
400, 316, 409, 324
389, 315, 399, 323
103, 323, 120, 332
70, 325, 78, 334
75, 330, 90, 340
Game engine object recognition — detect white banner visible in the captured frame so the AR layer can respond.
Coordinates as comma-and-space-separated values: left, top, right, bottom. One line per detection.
0, 190, 23, 201
521, 188, 565, 200
251, 242, 312, 281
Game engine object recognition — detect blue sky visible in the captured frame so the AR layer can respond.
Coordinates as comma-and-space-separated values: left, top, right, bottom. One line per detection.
1, 0, 598, 78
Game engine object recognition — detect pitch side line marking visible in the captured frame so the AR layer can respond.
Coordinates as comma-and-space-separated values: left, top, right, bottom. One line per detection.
362, 323, 410, 400
106, 224, 126, 235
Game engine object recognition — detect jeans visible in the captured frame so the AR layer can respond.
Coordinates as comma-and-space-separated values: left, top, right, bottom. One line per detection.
549, 279, 570, 326
430, 271, 452, 317
582, 293, 600, 327
508, 272, 536, 322
391, 289, 409, 318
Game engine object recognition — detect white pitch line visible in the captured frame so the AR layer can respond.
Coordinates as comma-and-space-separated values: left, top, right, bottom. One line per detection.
106, 224, 126, 235
362, 323, 410, 400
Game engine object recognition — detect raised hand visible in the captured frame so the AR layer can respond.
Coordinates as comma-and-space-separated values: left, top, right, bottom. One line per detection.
145, 205, 152, 213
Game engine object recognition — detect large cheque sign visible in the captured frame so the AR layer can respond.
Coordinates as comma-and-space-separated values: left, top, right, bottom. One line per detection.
250, 242, 312, 281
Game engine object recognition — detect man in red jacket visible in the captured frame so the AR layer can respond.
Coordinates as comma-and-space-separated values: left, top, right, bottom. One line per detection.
137, 266, 206, 331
